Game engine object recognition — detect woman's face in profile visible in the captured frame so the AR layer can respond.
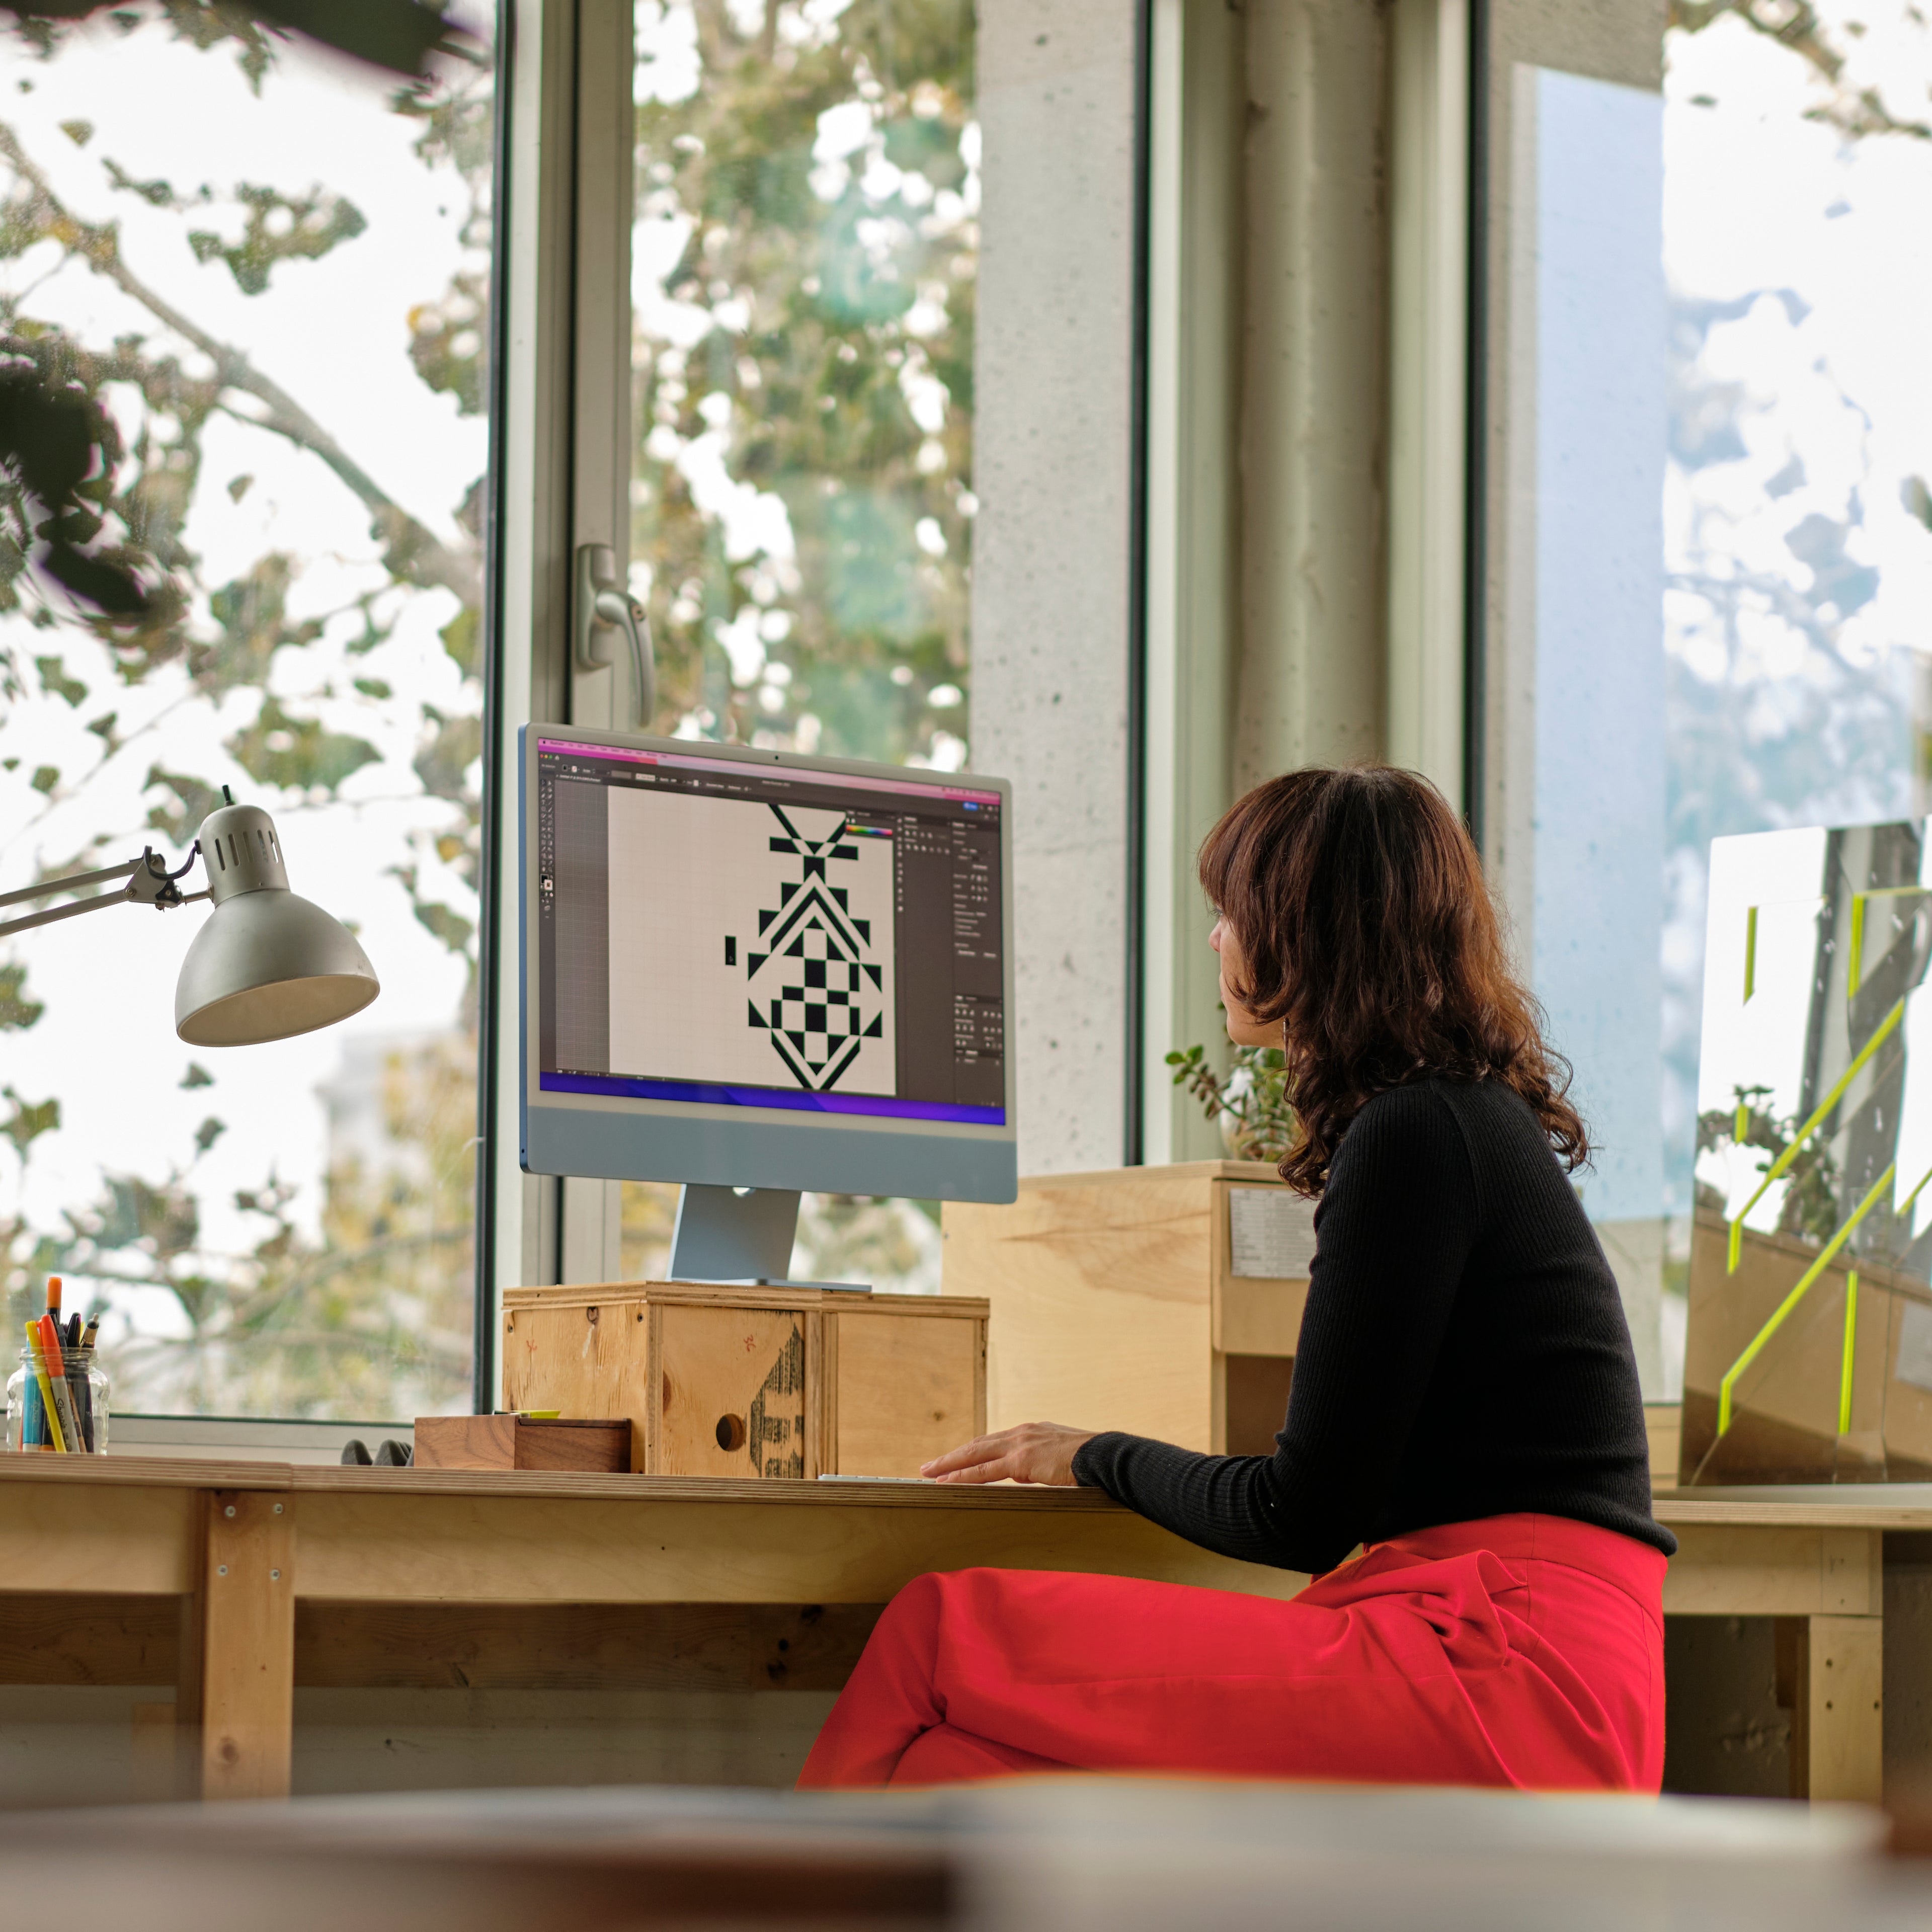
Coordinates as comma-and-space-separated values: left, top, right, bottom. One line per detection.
1210, 914, 1280, 1049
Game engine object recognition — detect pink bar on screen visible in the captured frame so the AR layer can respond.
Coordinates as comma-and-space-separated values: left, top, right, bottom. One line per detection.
535, 739, 1001, 806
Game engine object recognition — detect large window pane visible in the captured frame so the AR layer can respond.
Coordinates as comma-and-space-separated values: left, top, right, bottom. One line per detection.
622, 0, 976, 1288
0, 8, 494, 1416
1662, 5, 1932, 1390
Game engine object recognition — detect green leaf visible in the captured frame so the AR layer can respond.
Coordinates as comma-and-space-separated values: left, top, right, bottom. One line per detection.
193, 1116, 226, 1154
227, 696, 381, 795
437, 604, 478, 677
195, 554, 322, 694
412, 899, 474, 953
32, 653, 85, 704
352, 676, 392, 700
143, 766, 225, 847
1, 1086, 59, 1158
409, 267, 488, 414
413, 706, 481, 803
104, 156, 179, 207
29, 764, 57, 794
189, 183, 368, 297
0, 963, 44, 1032
180, 1062, 213, 1090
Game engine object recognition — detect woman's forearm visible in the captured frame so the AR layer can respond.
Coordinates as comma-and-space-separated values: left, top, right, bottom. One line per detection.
1071, 1432, 1358, 1575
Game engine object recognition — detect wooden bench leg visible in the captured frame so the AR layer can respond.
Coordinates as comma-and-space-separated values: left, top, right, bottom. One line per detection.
1779, 1613, 1883, 1802
178, 1491, 295, 1800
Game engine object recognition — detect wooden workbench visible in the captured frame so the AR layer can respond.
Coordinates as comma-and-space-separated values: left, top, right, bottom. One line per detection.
0, 1454, 1919, 1804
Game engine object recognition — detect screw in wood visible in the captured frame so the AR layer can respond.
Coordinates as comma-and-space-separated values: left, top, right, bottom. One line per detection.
216, 1565, 228, 1577
224, 1505, 235, 1517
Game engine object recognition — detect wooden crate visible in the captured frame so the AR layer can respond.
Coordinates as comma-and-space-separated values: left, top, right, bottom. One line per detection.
501, 1282, 989, 1478
941, 1162, 1313, 1455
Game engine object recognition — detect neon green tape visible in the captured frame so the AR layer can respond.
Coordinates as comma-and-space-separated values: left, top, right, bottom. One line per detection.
1719, 1163, 1894, 1437
1839, 1269, 1859, 1438
1848, 895, 1865, 997
1727, 995, 1905, 1274
1744, 905, 1758, 1004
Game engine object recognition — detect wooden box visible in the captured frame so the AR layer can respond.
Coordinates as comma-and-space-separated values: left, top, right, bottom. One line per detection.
414, 1413, 630, 1473
501, 1281, 989, 1479
941, 1162, 1314, 1456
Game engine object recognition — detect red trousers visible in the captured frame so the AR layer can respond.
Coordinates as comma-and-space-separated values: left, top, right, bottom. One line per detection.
797, 1513, 1666, 1792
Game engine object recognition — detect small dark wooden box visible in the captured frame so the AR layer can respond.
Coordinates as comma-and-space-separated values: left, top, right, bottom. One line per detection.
413, 1414, 630, 1473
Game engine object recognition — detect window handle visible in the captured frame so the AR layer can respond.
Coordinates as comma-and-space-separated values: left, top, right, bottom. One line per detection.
573, 542, 655, 730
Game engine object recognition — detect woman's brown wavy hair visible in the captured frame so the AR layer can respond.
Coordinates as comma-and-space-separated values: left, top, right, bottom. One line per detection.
1199, 765, 1587, 1195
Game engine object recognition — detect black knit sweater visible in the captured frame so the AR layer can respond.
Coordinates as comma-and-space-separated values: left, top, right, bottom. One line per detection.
1071, 1077, 1675, 1575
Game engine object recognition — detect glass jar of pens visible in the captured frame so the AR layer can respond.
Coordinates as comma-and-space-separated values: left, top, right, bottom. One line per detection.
6, 1281, 108, 1454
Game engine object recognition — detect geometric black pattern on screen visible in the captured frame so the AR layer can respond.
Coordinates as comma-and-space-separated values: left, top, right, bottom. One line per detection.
744, 804, 884, 1091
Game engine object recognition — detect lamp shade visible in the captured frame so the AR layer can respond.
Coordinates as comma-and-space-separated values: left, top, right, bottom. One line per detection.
174, 803, 380, 1047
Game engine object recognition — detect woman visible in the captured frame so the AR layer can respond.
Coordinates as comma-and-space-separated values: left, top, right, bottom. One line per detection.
797, 766, 1674, 1792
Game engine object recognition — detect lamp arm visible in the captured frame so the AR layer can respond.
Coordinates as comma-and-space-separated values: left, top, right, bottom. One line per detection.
0, 843, 204, 941
0, 855, 139, 913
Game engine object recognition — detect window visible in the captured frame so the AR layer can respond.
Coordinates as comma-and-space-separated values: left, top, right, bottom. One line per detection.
0, 7, 495, 1417
1662, 5, 1932, 1380
1508, 3, 1932, 1395
620, 0, 977, 1290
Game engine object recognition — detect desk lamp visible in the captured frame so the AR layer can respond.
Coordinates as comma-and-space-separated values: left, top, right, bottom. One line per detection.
0, 791, 378, 1045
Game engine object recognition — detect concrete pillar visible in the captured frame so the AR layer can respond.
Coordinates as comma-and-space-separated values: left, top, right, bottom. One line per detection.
1236, 0, 1392, 791
973, 0, 1140, 1177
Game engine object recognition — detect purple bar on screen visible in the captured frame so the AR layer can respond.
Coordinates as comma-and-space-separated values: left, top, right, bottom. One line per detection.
540, 1070, 1005, 1125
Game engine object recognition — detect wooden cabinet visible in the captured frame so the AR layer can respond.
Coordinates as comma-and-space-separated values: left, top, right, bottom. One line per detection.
502, 1282, 988, 1478
940, 1162, 1314, 1455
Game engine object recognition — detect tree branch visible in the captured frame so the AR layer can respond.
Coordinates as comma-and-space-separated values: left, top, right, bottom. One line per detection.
0, 123, 481, 607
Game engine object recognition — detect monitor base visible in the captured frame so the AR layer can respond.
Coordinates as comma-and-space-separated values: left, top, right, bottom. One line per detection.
668, 1182, 800, 1284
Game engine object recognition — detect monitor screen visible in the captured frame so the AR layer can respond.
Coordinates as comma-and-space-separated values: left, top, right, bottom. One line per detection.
519, 726, 1016, 1202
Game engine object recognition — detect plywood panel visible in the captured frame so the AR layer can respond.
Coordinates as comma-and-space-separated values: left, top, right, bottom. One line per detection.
658, 1305, 808, 1478
947, 1169, 1223, 1448
0, 1592, 179, 1684
1216, 1279, 1307, 1356
0, 1482, 196, 1594
1222, 1354, 1294, 1458
503, 1295, 654, 1471
1663, 1524, 1831, 1617
192, 1490, 294, 1801
291, 1600, 883, 1692
293, 1490, 1307, 1606
835, 1311, 983, 1477
1793, 1613, 1884, 1803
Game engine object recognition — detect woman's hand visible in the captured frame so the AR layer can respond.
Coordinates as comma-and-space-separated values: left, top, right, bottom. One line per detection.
920, 1421, 1095, 1486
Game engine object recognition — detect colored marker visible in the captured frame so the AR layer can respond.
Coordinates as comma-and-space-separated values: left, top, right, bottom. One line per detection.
23, 1322, 65, 1454
37, 1317, 83, 1455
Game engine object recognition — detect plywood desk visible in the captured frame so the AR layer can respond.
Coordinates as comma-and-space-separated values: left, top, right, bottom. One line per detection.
0, 1456, 1919, 1805
0, 1454, 1304, 1801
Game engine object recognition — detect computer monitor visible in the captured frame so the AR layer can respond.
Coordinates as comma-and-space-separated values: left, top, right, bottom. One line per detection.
518, 724, 1016, 1279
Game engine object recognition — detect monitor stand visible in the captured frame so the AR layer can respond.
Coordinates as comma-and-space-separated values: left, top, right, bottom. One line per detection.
668, 1183, 801, 1285
666, 1184, 874, 1292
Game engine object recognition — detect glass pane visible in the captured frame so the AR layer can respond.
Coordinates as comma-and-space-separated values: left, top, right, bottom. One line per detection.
621, 0, 976, 1291
1665, 6, 1932, 1424
0, 8, 494, 1417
